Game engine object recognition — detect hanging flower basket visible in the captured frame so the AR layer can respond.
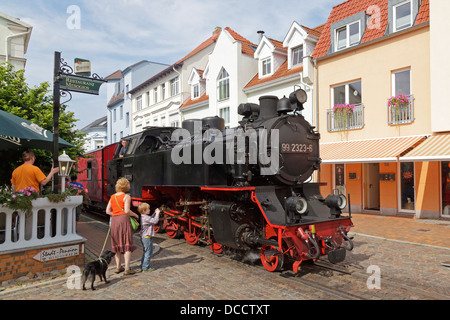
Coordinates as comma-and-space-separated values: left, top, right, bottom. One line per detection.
333, 103, 355, 129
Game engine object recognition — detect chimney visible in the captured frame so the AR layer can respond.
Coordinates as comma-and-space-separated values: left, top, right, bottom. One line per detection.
213, 27, 222, 35
257, 30, 265, 41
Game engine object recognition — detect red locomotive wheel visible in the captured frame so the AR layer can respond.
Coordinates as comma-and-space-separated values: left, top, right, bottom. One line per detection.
184, 226, 201, 245
260, 243, 285, 272
163, 218, 182, 238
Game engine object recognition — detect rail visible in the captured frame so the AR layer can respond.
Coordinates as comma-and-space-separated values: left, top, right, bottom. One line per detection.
0, 196, 84, 253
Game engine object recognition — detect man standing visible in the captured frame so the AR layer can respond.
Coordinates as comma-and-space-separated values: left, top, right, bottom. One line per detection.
11, 150, 59, 192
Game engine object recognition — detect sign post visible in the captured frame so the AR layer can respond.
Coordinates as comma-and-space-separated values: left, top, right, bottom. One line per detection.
52, 51, 107, 193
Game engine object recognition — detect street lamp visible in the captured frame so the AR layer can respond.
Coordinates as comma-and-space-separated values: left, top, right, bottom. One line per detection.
58, 151, 75, 192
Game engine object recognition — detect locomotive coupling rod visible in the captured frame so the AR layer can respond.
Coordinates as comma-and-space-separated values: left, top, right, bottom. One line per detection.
254, 237, 279, 250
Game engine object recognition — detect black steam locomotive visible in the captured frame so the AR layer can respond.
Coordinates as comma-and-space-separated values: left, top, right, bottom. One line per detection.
106, 89, 353, 272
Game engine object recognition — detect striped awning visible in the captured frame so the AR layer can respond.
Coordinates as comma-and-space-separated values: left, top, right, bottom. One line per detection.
320, 135, 427, 164
400, 133, 450, 162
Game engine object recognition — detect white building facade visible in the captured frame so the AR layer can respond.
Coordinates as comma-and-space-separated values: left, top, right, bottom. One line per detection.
0, 11, 32, 70
105, 60, 168, 143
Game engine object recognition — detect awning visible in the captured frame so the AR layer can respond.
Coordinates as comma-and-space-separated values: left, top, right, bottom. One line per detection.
320, 135, 427, 164
400, 133, 450, 162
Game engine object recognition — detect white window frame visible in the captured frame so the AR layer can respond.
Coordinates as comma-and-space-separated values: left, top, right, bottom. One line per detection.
335, 20, 361, 51
192, 83, 200, 99
219, 107, 230, 128
217, 68, 230, 101
136, 95, 142, 111
392, 68, 411, 96
292, 45, 303, 67
261, 57, 272, 76
331, 80, 362, 106
394, 0, 413, 32
170, 77, 179, 96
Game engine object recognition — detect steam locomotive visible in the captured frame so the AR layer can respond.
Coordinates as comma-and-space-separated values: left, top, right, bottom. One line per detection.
82, 89, 353, 273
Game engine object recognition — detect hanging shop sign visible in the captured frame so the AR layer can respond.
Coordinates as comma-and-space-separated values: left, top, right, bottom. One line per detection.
59, 74, 104, 95
74, 58, 91, 77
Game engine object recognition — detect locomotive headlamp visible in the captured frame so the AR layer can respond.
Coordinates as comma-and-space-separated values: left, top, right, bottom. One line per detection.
289, 88, 308, 105
286, 196, 308, 215
325, 194, 347, 210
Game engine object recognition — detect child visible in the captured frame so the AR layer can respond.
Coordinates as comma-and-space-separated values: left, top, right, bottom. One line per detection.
138, 203, 160, 272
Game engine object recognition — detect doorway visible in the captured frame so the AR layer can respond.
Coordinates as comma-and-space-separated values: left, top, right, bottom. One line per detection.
364, 163, 380, 210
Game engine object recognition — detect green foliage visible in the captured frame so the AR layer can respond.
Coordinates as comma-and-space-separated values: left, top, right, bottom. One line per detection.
0, 62, 87, 185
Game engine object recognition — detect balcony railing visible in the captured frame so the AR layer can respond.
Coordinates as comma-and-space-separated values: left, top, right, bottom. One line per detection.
387, 95, 414, 125
0, 196, 84, 252
327, 104, 364, 132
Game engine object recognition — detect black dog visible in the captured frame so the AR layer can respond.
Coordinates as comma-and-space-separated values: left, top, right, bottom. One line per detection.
82, 250, 115, 290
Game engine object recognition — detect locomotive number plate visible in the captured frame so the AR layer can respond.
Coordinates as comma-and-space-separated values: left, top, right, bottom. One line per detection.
281, 143, 313, 154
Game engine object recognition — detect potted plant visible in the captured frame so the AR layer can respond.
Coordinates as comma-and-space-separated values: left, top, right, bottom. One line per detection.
388, 94, 410, 121
333, 103, 355, 129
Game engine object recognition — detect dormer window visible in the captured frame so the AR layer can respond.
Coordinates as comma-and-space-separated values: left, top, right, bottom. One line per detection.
292, 46, 303, 66
261, 58, 272, 76
394, 0, 412, 32
335, 21, 360, 51
192, 84, 200, 99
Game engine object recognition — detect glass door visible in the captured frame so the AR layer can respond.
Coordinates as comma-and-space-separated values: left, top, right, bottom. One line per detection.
442, 161, 450, 217
335, 164, 346, 196
400, 162, 415, 211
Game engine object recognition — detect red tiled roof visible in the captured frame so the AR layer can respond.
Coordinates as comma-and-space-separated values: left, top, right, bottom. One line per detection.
105, 69, 122, 80
107, 92, 124, 106
224, 27, 257, 56
415, 0, 429, 25
312, 0, 430, 60
245, 60, 302, 89
180, 92, 209, 109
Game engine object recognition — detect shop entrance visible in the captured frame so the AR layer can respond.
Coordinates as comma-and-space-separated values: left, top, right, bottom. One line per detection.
364, 163, 380, 210
442, 161, 450, 217
400, 162, 415, 211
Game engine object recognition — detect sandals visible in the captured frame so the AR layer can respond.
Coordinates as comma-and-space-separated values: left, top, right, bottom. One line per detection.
124, 268, 136, 275
115, 266, 125, 274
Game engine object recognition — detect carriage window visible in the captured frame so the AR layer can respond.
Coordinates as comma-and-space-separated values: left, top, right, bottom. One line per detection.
86, 161, 92, 180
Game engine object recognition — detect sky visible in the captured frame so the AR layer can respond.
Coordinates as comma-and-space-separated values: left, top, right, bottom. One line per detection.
0, 0, 342, 130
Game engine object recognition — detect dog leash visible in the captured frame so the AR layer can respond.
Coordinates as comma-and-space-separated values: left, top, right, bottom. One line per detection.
99, 222, 111, 258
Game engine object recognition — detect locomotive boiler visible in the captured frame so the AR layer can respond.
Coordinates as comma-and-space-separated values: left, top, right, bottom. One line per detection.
106, 89, 353, 272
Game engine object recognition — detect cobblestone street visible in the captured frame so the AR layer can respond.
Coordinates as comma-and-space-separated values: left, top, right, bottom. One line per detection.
1, 213, 449, 304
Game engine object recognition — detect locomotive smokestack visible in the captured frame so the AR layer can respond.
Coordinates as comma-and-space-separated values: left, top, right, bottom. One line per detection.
258, 95, 278, 120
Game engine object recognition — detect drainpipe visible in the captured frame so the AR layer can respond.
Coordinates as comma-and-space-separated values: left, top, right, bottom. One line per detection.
5, 30, 32, 63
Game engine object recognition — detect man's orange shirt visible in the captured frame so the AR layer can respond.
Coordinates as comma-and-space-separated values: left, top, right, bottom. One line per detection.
11, 164, 46, 192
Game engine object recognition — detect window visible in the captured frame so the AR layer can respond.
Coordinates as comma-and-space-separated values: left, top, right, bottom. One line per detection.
161, 83, 166, 101
219, 107, 230, 128
394, 1, 412, 32
332, 80, 362, 106
442, 161, 450, 217
125, 85, 129, 99
126, 112, 129, 128
193, 84, 200, 99
170, 77, 179, 96
292, 46, 303, 66
120, 105, 123, 120
392, 69, 411, 96
153, 87, 158, 104
261, 58, 272, 76
113, 109, 116, 122
335, 21, 360, 51
217, 68, 229, 101
136, 95, 142, 111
